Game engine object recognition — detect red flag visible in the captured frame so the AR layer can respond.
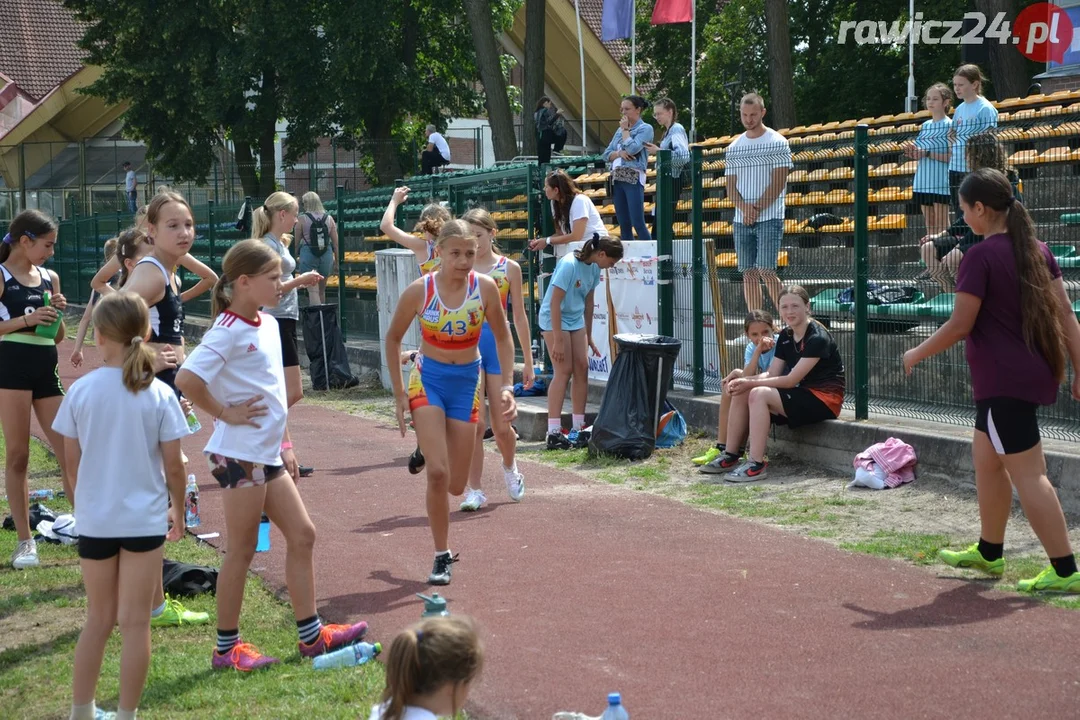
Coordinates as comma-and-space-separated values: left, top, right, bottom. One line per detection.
651, 0, 692, 24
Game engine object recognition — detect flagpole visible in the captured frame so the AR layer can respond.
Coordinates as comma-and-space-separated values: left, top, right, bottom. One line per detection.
690, 0, 696, 140
631, 0, 636, 94
576, 0, 587, 153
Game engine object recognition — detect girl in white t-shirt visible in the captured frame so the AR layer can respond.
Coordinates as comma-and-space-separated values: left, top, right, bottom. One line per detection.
530, 170, 609, 258
176, 239, 368, 671
52, 291, 189, 720
369, 616, 484, 720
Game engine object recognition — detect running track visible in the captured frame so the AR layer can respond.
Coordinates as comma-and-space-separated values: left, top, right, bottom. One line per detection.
36, 352, 1080, 719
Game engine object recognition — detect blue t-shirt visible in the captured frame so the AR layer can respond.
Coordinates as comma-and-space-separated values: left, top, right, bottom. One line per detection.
743, 337, 778, 372
538, 254, 601, 332
949, 97, 998, 173
913, 116, 951, 196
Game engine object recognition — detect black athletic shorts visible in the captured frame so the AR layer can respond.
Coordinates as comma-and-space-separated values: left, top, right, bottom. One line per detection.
772, 386, 838, 429
0, 340, 64, 399
914, 191, 950, 207
156, 367, 180, 398
975, 397, 1041, 455
949, 170, 966, 212
277, 318, 300, 368
78, 534, 165, 560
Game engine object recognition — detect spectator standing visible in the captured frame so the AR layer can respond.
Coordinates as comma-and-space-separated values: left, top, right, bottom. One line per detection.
295, 191, 339, 305
535, 96, 557, 165
948, 64, 998, 212
123, 162, 137, 214
603, 95, 654, 241
905, 83, 953, 239
644, 97, 690, 239
724, 93, 792, 312
422, 124, 452, 175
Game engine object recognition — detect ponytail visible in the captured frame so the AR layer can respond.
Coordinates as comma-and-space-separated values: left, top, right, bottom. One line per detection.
378, 616, 484, 720
115, 227, 149, 287
213, 239, 281, 317
210, 274, 232, 317
575, 234, 624, 263
91, 292, 155, 393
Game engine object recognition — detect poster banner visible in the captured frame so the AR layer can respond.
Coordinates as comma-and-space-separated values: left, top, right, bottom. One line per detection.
563, 241, 658, 380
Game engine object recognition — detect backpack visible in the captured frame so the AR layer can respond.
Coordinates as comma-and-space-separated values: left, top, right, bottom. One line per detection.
305, 212, 331, 257
162, 558, 219, 597
552, 114, 567, 139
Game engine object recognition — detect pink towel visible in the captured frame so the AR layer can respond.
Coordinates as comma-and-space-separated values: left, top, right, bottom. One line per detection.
853, 437, 917, 488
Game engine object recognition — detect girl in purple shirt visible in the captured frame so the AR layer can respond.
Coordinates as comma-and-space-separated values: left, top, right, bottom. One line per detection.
904, 168, 1080, 594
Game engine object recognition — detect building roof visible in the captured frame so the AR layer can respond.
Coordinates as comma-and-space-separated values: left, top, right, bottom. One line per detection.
572, 0, 633, 78
0, 0, 86, 102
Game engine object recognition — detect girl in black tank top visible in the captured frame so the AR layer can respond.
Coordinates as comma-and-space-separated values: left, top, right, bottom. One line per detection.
136, 256, 185, 345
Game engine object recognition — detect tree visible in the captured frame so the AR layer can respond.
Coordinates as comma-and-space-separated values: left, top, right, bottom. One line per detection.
763, 0, 796, 128
521, 0, 547, 156
64, 0, 332, 198
974, 0, 1041, 100
463, 0, 519, 161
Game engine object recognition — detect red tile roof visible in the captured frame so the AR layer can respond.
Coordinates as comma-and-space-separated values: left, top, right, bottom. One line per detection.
571, 0, 632, 77
0, 0, 86, 102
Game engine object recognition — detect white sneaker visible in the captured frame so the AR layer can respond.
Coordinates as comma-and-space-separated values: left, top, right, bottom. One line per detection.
459, 488, 487, 512
12, 539, 39, 569
504, 468, 525, 502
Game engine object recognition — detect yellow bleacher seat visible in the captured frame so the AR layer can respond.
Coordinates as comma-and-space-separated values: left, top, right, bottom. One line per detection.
817, 132, 839, 142
784, 218, 805, 233
805, 123, 824, 132
896, 124, 919, 134
869, 214, 906, 230
715, 252, 738, 267
808, 169, 829, 181
838, 120, 859, 129
822, 121, 841, 130
997, 112, 1011, 122
785, 192, 803, 206
792, 150, 815, 161
996, 97, 1023, 108
704, 177, 726, 188
704, 221, 727, 234
896, 160, 917, 175
857, 117, 876, 125
326, 276, 339, 287
824, 189, 852, 204
1009, 149, 1039, 165
870, 163, 898, 177
702, 197, 725, 209
1012, 108, 1037, 120
344, 251, 362, 262
820, 218, 854, 233
1039, 105, 1063, 117
997, 126, 1026, 141
777, 251, 788, 267
803, 191, 828, 205
676, 200, 692, 211
1026, 124, 1061, 139
828, 167, 854, 180
703, 159, 725, 172
790, 125, 808, 134
875, 114, 896, 123
894, 112, 916, 121
1040, 147, 1072, 163
788, 170, 810, 182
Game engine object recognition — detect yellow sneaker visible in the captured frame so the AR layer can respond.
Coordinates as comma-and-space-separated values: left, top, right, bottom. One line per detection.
151, 596, 211, 627
692, 445, 723, 466
1017, 565, 1080, 593
938, 544, 1004, 576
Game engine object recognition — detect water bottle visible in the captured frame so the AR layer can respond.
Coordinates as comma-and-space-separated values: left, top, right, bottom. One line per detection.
601, 693, 629, 720
311, 641, 381, 670
184, 475, 200, 527
256, 513, 271, 552
185, 408, 202, 434
28, 489, 55, 501
35, 291, 62, 340
552, 714, 600, 720
416, 592, 449, 618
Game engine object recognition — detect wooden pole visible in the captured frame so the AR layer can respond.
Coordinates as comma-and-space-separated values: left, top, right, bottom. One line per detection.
704, 238, 731, 378
605, 268, 618, 360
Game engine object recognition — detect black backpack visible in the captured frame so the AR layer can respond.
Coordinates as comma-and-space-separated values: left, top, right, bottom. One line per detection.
305, 212, 331, 257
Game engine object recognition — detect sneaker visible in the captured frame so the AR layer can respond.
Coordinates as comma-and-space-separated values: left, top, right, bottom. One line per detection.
408, 447, 425, 475
692, 445, 723, 466
571, 429, 591, 449
504, 468, 525, 502
566, 428, 580, 446
151, 596, 212, 627
428, 552, 459, 585
299, 465, 314, 477
725, 460, 768, 483
698, 452, 742, 475
459, 488, 487, 512
11, 539, 39, 569
95, 710, 116, 720
299, 621, 369, 658
1017, 565, 1080, 593
938, 543, 1005, 576
212, 641, 280, 671
546, 430, 572, 451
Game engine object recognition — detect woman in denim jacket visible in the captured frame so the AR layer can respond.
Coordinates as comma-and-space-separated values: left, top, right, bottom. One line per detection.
603, 95, 654, 240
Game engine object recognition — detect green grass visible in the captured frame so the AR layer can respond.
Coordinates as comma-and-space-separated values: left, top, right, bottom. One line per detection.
839, 530, 951, 565
687, 483, 868, 527
0, 432, 388, 719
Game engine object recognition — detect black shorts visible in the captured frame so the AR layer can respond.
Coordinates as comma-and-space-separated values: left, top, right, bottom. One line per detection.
975, 397, 1041, 455
949, 170, 966, 212
78, 534, 165, 560
932, 234, 960, 261
207, 452, 286, 489
772, 386, 838, 429
914, 191, 950, 207
277, 318, 300, 368
156, 367, 180, 398
0, 340, 64, 399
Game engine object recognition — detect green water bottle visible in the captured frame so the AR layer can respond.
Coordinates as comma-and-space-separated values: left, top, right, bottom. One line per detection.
416, 592, 449, 618
35, 291, 61, 340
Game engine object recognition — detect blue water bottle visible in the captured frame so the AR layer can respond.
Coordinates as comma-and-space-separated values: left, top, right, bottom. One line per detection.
311, 641, 381, 670
601, 693, 629, 720
256, 513, 271, 552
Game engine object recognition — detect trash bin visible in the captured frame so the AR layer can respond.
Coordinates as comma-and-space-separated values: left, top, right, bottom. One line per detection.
301, 304, 359, 391
588, 334, 682, 460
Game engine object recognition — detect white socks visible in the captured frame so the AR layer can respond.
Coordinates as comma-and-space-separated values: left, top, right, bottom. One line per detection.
70, 703, 95, 720
572, 414, 585, 431
547, 418, 561, 433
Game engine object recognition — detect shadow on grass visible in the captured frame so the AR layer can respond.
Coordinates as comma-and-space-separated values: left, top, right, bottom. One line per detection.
843, 582, 1042, 630
0, 627, 81, 672
0, 583, 84, 620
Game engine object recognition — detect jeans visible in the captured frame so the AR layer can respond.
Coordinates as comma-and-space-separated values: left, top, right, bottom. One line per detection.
127, 190, 138, 214
612, 180, 651, 241
733, 219, 783, 271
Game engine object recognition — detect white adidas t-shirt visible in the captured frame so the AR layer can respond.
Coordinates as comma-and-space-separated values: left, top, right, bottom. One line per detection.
181, 310, 288, 466
52, 369, 189, 538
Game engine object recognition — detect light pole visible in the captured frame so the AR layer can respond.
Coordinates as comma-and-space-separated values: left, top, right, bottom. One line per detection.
906, 0, 918, 112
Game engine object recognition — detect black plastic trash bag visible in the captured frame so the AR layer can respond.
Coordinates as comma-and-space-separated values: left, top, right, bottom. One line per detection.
163, 559, 218, 597
589, 334, 682, 460
301, 304, 359, 391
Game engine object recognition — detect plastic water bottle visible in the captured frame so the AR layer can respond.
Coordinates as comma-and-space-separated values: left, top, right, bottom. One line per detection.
35, 291, 62, 340
311, 641, 381, 670
256, 514, 271, 552
28, 489, 55, 501
601, 693, 629, 720
185, 408, 202, 434
552, 714, 600, 720
417, 592, 449, 618
184, 475, 200, 527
